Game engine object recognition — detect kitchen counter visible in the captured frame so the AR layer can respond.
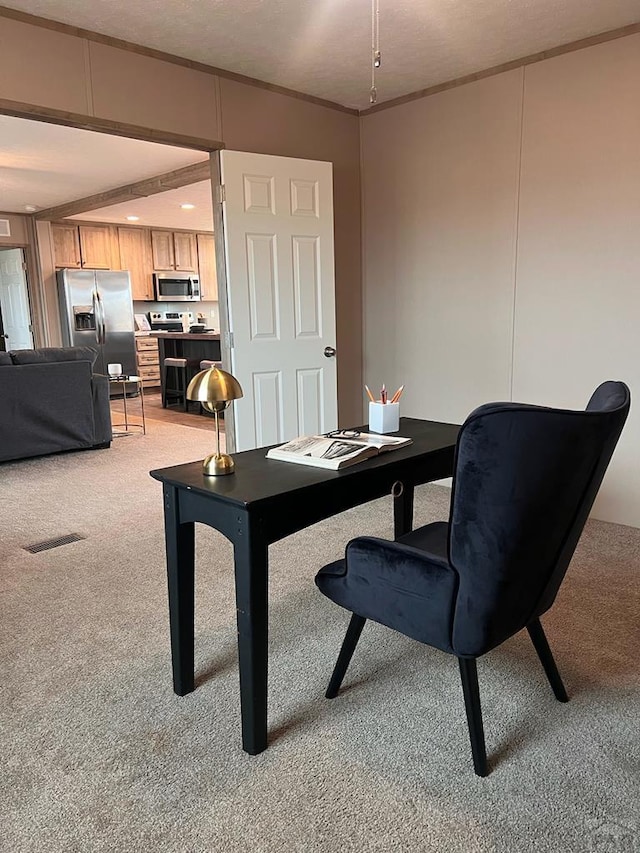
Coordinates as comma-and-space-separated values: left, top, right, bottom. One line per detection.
152, 332, 222, 372
150, 332, 221, 341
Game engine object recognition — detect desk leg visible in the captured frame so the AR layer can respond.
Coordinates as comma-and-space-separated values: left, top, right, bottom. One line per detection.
394, 482, 415, 539
163, 484, 195, 696
233, 516, 268, 755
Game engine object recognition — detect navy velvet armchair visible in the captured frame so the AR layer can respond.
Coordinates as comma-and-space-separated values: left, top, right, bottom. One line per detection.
315, 381, 630, 776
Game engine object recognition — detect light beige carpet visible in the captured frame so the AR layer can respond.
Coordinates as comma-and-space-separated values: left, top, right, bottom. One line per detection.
1, 421, 639, 852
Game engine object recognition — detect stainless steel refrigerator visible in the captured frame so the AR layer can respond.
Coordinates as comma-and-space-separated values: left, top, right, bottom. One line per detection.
57, 269, 137, 386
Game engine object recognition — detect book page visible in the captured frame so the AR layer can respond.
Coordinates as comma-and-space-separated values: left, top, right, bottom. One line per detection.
348, 432, 410, 449
273, 436, 367, 461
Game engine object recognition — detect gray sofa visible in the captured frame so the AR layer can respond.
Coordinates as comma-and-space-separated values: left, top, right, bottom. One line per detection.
0, 346, 112, 463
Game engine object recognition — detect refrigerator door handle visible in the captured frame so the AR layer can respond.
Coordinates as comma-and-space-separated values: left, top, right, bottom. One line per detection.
95, 290, 106, 345
91, 290, 101, 346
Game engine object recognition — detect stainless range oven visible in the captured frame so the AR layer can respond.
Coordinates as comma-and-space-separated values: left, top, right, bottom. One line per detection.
153, 271, 201, 302
148, 311, 191, 331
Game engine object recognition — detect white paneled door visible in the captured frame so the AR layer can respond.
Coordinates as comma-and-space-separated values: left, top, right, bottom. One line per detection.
220, 151, 337, 451
0, 248, 33, 351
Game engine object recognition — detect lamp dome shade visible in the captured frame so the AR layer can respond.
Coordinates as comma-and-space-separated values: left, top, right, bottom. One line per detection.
186, 367, 243, 403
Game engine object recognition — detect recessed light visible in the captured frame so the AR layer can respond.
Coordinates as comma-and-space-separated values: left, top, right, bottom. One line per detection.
24, 204, 37, 212
180, 203, 195, 210
126, 215, 140, 221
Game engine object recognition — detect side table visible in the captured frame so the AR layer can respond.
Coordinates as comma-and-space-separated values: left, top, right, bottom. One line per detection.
109, 375, 146, 436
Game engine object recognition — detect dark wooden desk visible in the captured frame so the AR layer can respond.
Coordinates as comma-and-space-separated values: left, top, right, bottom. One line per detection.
150, 417, 460, 755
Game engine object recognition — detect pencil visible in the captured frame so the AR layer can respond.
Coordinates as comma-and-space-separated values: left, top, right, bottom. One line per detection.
390, 385, 405, 404
364, 384, 376, 403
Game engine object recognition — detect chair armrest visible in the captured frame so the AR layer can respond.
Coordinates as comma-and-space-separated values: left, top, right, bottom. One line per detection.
321, 537, 459, 652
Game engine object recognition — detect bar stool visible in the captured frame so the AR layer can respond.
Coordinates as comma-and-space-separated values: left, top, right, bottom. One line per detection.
162, 357, 200, 411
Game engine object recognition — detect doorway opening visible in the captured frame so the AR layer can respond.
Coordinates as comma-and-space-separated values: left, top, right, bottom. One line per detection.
0, 247, 34, 351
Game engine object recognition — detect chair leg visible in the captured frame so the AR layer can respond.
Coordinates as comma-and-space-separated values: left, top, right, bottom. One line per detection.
458, 657, 488, 777
527, 618, 569, 703
181, 369, 189, 412
326, 613, 366, 699
161, 364, 168, 408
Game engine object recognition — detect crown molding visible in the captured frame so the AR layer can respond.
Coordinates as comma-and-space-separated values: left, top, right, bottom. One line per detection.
359, 21, 640, 116
0, 5, 358, 117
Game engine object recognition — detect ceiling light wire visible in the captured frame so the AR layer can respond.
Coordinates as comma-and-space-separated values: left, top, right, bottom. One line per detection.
370, 0, 380, 105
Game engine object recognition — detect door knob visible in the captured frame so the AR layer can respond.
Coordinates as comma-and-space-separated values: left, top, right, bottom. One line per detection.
324, 346, 336, 358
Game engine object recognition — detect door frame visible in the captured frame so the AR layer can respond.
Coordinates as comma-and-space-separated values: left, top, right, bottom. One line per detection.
0, 105, 337, 454
0, 101, 224, 355
0, 242, 37, 349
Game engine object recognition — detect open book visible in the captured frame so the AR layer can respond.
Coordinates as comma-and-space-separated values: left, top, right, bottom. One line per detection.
266, 432, 412, 470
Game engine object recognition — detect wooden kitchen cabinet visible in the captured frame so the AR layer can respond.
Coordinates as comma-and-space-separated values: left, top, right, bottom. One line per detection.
51, 223, 212, 299
173, 232, 197, 271
78, 225, 111, 269
196, 233, 218, 300
151, 230, 197, 272
52, 223, 113, 269
135, 335, 160, 387
51, 224, 81, 268
118, 227, 154, 300
151, 230, 175, 270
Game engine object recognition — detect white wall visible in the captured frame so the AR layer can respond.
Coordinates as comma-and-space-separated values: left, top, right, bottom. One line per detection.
362, 33, 640, 527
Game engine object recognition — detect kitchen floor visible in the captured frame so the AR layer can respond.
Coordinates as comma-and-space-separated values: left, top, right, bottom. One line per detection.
110, 388, 223, 433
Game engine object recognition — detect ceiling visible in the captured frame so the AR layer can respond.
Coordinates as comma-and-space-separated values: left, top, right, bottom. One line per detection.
69, 180, 214, 231
1, 3, 638, 229
4, 0, 640, 109
0, 114, 208, 214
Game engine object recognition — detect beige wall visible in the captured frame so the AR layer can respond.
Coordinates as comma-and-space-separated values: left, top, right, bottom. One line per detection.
88, 43, 221, 140
0, 213, 29, 246
513, 36, 640, 526
362, 33, 640, 527
362, 70, 523, 427
0, 13, 361, 425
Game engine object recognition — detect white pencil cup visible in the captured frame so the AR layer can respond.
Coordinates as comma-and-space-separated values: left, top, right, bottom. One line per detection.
369, 402, 400, 434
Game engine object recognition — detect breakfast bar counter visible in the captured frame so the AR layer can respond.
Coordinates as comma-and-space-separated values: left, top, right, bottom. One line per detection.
151, 332, 222, 364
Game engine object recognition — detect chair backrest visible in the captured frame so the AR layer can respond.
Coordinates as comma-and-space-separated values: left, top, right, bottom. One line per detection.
449, 381, 630, 657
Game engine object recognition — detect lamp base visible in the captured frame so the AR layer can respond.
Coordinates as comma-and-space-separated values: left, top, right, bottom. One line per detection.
203, 453, 235, 476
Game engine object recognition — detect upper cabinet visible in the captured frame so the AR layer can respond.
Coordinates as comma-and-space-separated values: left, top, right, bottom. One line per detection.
52, 223, 81, 268
151, 230, 197, 271
78, 225, 112, 269
50, 222, 214, 301
118, 227, 154, 301
196, 233, 218, 301
52, 223, 114, 269
173, 232, 197, 271
150, 230, 174, 270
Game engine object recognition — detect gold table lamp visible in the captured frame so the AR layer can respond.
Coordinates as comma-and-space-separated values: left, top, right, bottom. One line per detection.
187, 366, 243, 475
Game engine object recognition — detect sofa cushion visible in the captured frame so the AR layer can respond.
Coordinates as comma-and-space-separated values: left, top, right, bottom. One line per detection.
10, 346, 98, 366
0, 351, 12, 366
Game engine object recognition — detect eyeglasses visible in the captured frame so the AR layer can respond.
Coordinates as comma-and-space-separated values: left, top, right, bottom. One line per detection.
325, 429, 361, 439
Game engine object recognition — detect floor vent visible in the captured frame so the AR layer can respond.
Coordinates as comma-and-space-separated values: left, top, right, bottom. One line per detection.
24, 533, 87, 553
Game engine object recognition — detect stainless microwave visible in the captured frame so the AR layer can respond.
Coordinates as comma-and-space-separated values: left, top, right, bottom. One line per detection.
153, 272, 201, 302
